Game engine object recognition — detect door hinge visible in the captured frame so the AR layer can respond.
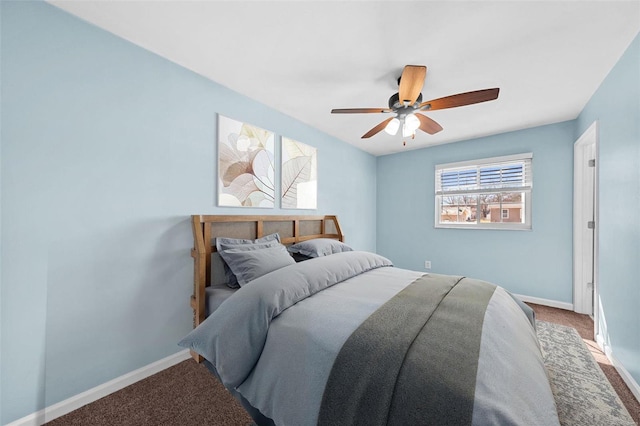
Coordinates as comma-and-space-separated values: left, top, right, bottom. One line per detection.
587, 221, 595, 229
588, 159, 596, 167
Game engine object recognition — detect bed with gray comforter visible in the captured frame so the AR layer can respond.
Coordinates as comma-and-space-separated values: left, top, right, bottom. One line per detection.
179, 251, 559, 425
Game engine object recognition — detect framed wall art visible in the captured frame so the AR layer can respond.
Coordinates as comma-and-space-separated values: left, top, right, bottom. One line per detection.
281, 137, 317, 209
217, 115, 275, 208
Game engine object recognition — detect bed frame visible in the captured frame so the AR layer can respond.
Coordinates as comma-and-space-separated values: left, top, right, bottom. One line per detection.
190, 214, 344, 361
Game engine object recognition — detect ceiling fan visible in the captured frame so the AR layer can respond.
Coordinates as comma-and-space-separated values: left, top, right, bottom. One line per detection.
331, 65, 500, 141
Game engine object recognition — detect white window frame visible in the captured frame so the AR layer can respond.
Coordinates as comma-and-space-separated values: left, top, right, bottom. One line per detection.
501, 209, 510, 219
435, 153, 532, 230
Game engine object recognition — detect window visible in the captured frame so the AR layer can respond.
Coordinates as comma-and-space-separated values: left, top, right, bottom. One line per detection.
435, 153, 532, 230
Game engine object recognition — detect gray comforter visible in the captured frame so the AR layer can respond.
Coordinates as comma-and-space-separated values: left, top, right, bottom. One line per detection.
179, 251, 559, 426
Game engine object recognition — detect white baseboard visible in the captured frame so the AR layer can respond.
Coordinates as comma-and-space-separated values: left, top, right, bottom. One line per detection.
7, 349, 191, 426
597, 339, 640, 403
595, 333, 606, 352
513, 293, 574, 311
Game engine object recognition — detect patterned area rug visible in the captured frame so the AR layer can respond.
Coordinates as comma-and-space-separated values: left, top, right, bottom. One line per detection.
536, 320, 635, 426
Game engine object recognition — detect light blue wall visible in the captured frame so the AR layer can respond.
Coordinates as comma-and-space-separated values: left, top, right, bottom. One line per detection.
377, 121, 575, 302
0, 2, 376, 423
576, 33, 640, 385
2, 1, 638, 423
0, 2, 3, 422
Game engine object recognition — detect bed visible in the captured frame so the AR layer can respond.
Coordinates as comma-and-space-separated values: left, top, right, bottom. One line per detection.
180, 214, 559, 426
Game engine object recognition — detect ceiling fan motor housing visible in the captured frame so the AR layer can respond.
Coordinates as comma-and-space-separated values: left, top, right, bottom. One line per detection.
388, 92, 423, 109
388, 92, 423, 119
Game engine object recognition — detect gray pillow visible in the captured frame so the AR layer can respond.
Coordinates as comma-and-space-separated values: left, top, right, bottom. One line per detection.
218, 244, 295, 287
216, 233, 281, 251
216, 233, 281, 288
287, 238, 353, 258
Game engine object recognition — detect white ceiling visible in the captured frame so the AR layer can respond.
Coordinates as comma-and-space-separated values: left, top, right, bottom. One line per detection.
50, 1, 640, 156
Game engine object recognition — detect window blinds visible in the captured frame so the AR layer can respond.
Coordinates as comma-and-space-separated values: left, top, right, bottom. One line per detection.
435, 153, 532, 195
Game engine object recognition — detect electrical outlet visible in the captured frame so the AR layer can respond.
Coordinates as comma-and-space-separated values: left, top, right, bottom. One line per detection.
424, 260, 431, 269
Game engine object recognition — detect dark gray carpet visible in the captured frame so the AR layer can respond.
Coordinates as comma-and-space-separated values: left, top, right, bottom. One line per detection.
46, 359, 252, 426
47, 319, 637, 425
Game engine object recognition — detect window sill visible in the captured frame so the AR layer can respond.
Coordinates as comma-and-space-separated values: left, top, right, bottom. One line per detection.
435, 223, 532, 231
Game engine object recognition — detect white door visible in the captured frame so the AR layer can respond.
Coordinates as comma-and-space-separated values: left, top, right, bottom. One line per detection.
573, 122, 598, 317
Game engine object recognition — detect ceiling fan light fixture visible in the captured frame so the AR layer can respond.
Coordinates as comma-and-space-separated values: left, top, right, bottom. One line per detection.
384, 118, 400, 135
402, 124, 414, 138
404, 113, 420, 132
402, 113, 420, 136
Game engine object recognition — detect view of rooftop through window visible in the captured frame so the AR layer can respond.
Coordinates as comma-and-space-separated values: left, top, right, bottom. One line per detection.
435, 154, 532, 229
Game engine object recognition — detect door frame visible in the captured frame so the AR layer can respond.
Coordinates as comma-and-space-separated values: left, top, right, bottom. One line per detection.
573, 121, 599, 323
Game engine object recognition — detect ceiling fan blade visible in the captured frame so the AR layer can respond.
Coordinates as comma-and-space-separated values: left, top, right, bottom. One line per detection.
331, 108, 393, 114
361, 117, 394, 139
420, 88, 500, 111
398, 65, 427, 105
416, 113, 443, 135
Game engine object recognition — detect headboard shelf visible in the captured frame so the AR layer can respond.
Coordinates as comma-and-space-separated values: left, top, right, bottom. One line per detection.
188, 214, 344, 362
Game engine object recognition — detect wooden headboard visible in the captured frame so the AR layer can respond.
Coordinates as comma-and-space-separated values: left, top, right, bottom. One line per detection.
189, 215, 344, 360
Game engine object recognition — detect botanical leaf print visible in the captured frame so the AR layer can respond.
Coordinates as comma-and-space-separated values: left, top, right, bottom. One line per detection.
223, 173, 260, 204
282, 156, 312, 208
241, 125, 272, 148
217, 115, 275, 208
281, 137, 317, 209
219, 193, 242, 207
246, 191, 272, 207
281, 137, 318, 209
222, 161, 252, 187
252, 149, 275, 195
219, 143, 247, 184
283, 138, 317, 181
284, 138, 314, 158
